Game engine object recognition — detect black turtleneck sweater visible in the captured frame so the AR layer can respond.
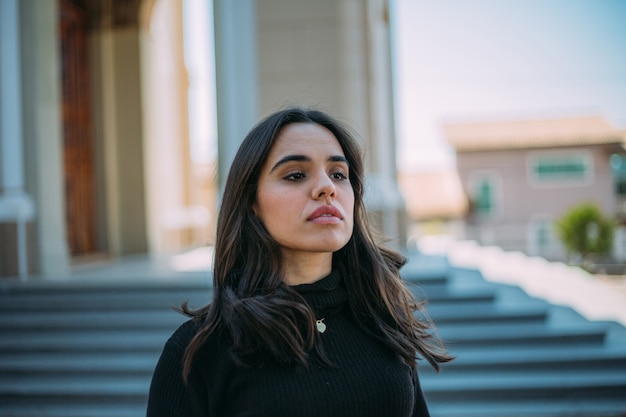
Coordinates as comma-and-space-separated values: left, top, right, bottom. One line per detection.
146, 272, 431, 416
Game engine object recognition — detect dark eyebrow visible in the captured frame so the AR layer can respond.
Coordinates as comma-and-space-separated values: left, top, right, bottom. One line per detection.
269, 155, 349, 173
270, 155, 311, 173
329, 155, 349, 165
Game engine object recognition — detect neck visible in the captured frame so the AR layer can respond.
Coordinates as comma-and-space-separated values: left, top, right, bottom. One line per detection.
281, 251, 333, 286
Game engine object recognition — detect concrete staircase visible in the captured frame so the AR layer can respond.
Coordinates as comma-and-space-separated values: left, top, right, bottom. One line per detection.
1, 253, 625, 417
0, 281, 204, 417
404, 255, 626, 417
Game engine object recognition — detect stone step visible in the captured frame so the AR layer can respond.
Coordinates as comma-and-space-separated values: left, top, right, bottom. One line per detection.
0, 330, 172, 354
413, 287, 497, 304
0, 323, 607, 354
427, 399, 626, 417
438, 323, 607, 346
0, 286, 492, 312
3, 369, 623, 408
0, 375, 149, 401
0, 404, 147, 417
0, 375, 150, 417
0, 310, 189, 331
0, 290, 211, 312
0, 303, 547, 331
4, 345, 625, 378
400, 254, 450, 278
0, 277, 461, 312
422, 346, 626, 373
421, 370, 626, 401
0, 279, 209, 294
427, 303, 549, 324
1, 268, 446, 295
0, 287, 494, 314
0, 352, 160, 376
402, 274, 448, 289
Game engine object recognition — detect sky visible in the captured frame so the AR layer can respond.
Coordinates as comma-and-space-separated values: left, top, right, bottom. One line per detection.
393, 0, 626, 172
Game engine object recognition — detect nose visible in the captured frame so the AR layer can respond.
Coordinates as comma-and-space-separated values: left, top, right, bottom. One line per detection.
312, 174, 336, 200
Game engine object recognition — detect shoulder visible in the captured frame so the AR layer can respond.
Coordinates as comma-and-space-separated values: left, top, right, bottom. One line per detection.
148, 319, 229, 416
163, 317, 232, 362
164, 319, 202, 352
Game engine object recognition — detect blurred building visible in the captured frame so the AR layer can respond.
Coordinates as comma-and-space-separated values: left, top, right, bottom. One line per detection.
444, 115, 626, 262
398, 169, 468, 242
0, 0, 402, 279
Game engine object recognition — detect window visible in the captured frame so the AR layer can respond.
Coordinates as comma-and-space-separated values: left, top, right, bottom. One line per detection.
469, 173, 499, 215
474, 178, 493, 213
610, 154, 626, 196
528, 153, 593, 187
527, 217, 558, 258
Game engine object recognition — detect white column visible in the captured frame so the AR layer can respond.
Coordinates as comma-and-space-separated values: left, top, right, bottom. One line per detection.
362, 0, 406, 248
20, 0, 69, 279
143, 0, 190, 253
0, 0, 26, 193
0, 0, 36, 280
213, 0, 259, 194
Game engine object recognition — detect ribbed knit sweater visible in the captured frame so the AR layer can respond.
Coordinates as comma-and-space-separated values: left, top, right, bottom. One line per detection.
146, 271, 431, 416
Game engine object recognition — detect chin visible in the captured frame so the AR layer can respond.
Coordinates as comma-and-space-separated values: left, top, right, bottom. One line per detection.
314, 237, 351, 253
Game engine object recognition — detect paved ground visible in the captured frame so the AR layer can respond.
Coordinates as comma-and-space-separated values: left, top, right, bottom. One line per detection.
597, 274, 626, 297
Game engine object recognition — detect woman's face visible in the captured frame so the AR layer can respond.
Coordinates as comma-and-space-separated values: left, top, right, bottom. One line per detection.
255, 122, 355, 260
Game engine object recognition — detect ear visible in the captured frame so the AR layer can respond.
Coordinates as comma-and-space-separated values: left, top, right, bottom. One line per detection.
252, 200, 259, 217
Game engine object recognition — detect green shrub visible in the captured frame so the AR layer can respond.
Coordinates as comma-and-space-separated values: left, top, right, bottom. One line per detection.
555, 202, 614, 264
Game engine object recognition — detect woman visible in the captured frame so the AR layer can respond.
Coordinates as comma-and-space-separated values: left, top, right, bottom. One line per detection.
147, 107, 452, 417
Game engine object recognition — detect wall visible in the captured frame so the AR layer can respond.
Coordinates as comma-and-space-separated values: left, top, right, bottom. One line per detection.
457, 145, 619, 259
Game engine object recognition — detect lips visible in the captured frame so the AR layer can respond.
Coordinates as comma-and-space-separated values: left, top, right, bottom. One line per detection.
307, 205, 343, 221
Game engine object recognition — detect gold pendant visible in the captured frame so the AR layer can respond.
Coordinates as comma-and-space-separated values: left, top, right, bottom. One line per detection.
316, 318, 326, 333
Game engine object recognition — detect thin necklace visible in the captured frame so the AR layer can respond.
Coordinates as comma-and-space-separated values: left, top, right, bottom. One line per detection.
316, 318, 326, 333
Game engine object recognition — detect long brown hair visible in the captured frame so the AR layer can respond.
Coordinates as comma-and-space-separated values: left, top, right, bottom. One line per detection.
181, 107, 452, 378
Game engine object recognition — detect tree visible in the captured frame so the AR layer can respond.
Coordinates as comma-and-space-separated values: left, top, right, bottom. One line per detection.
555, 203, 615, 267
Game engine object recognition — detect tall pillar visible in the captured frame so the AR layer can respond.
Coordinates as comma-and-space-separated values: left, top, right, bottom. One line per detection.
19, 0, 70, 279
20, 0, 70, 279
0, 0, 36, 279
213, 0, 259, 194
362, 0, 406, 248
91, 25, 148, 257
142, 0, 191, 253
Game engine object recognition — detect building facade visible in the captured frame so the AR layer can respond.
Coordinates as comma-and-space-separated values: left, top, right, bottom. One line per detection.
0, 0, 403, 279
445, 116, 626, 262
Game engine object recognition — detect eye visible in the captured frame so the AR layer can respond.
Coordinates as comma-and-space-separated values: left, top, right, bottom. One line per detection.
331, 171, 348, 181
284, 172, 305, 181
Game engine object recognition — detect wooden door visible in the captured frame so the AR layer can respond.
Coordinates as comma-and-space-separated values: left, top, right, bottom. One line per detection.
60, 0, 97, 255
